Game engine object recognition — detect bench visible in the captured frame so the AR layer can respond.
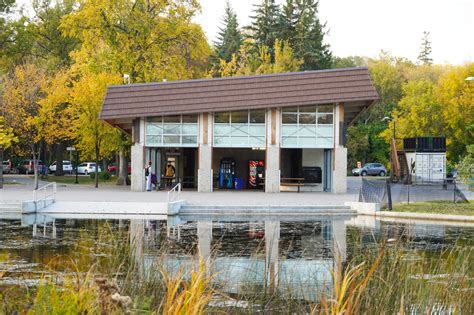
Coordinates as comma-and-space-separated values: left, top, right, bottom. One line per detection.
280, 177, 321, 192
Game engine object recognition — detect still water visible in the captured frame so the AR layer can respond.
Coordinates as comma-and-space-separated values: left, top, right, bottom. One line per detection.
1, 214, 473, 297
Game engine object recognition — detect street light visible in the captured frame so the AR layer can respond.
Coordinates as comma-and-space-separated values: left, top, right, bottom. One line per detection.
382, 116, 396, 182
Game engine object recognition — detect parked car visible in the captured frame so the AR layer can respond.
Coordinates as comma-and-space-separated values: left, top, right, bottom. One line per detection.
76, 162, 101, 175
18, 159, 45, 174
2, 161, 11, 174
352, 163, 387, 176
49, 160, 73, 174
107, 163, 131, 175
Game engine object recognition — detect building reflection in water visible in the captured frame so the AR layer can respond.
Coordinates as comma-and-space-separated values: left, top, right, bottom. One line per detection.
127, 217, 348, 300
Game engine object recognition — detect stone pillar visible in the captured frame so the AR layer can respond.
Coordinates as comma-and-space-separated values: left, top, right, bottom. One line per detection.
130, 219, 145, 274
197, 221, 212, 264
332, 219, 347, 263
265, 221, 280, 287
333, 104, 347, 194
333, 146, 347, 193
265, 108, 280, 193
198, 113, 213, 192
131, 118, 145, 192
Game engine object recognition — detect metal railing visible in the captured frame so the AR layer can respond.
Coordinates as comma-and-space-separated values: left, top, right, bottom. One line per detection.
167, 183, 181, 203
33, 182, 57, 203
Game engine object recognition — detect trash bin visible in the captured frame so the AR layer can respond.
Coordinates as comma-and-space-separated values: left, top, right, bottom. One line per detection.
234, 178, 243, 190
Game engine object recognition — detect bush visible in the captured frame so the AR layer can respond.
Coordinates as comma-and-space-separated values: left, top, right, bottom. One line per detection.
89, 171, 111, 180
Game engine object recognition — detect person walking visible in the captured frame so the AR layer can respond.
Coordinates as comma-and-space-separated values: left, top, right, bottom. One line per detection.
145, 161, 152, 191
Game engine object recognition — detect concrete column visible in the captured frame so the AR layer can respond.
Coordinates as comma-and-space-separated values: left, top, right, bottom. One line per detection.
197, 221, 212, 264
131, 118, 145, 192
265, 108, 281, 193
198, 113, 213, 192
333, 146, 347, 193
130, 219, 145, 274
332, 219, 347, 263
265, 221, 280, 288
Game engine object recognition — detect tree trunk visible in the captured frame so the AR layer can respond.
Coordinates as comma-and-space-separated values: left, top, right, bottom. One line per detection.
102, 157, 107, 174
95, 141, 99, 188
56, 142, 64, 176
0, 148, 4, 189
116, 148, 128, 185
32, 143, 38, 190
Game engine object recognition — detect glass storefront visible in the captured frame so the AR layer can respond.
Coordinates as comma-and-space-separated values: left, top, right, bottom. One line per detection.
281, 105, 334, 148
214, 110, 266, 148
146, 115, 198, 147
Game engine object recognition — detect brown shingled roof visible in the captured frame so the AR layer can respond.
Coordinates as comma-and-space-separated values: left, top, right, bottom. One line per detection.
100, 67, 378, 126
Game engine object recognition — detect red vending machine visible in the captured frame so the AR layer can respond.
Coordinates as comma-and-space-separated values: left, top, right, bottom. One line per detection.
248, 160, 265, 189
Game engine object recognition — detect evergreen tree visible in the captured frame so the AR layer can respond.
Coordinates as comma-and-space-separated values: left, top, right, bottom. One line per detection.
246, 0, 280, 54
292, 0, 332, 70
214, 1, 242, 63
417, 31, 433, 65
277, 0, 298, 46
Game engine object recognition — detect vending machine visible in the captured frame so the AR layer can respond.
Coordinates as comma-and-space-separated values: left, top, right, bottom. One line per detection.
248, 160, 265, 189
219, 158, 235, 189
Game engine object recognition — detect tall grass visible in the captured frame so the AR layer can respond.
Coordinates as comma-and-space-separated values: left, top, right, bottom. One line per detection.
2, 221, 473, 314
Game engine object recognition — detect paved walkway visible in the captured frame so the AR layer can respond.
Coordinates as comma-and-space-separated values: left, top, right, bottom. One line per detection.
1, 175, 472, 206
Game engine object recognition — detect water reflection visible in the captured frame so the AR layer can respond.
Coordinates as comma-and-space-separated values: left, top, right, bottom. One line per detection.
1, 213, 473, 301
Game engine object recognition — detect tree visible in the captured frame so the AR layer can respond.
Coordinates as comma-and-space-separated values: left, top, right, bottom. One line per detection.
69, 70, 122, 188
417, 31, 433, 65
277, 0, 297, 47
0, 0, 15, 13
246, 0, 280, 55
61, 0, 211, 83
0, 115, 18, 188
214, 1, 242, 64
332, 56, 367, 69
292, 0, 332, 70
457, 145, 474, 184
2, 62, 46, 189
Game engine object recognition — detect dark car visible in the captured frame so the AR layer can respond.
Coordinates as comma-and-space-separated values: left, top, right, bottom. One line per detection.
352, 163, 387, 176
18, 159, 45, 174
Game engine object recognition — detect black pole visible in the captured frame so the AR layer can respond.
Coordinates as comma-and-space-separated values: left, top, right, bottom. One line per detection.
75, 150, 79, 184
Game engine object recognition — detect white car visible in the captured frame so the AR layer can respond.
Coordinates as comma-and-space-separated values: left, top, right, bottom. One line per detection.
77, 162, 102, 175
49, 160, 73, 174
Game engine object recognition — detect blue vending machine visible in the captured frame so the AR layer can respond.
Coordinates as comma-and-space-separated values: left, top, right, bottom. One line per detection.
219, 158, 235, 189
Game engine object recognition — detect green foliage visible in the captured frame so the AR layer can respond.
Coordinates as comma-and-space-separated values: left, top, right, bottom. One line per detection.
346, 123, 389, 169
333, 55, 368, 68
90, 171, 112, 181
246, 0, 280, 54
457, 145, 474, 184
214, 1, 242, 64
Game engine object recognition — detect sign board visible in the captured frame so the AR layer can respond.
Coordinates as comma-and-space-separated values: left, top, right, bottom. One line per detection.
357, 161, 362, 168
66, 147, 76, 151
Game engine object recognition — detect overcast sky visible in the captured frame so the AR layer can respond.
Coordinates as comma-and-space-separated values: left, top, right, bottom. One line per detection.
15, 0, 474, 65
195, 0, 473, 65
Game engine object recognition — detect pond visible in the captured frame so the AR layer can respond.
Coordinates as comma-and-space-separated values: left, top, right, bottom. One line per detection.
1, 214, 473, 313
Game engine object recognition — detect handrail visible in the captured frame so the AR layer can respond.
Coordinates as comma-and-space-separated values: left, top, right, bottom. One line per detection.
167, 183, 181, 203
33, 182, 57, 203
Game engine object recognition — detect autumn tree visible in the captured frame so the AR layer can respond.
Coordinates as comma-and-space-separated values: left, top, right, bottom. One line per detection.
417, 31, 433, 65
3, 63, 46, 189
0, 116, 18, 188
68, 70, 122, 188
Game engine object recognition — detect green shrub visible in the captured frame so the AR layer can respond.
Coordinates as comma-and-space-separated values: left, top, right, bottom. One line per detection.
89, 171, 111, 180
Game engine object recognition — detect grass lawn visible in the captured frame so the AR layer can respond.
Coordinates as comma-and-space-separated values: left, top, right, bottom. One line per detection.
37, 175, 119, 185
393, 201, 474, 216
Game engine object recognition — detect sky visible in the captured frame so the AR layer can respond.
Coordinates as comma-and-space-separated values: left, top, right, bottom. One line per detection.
15, 0, 474, 65
195, 0, 474, 65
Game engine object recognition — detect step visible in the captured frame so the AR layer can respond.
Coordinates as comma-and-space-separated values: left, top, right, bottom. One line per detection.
181, 205, 351, 210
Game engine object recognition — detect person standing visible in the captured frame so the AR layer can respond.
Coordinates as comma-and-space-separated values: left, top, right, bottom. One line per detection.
165, 162, 176, 188
145, 161, 152, 191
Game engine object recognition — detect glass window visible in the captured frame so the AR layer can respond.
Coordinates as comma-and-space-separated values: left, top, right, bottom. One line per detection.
182, 124, 197, 134
282, 125, 298, 136
282, 106, 298, 113
163, 124, 181, 134
214, 124, 231, 136
182, 136, 197, 144
231, 136, 249, 146
214, 136, 230, 146
299, 105, 316, 113
147, 116, 162, 123
231, 111, 248, 123
250, 110, 265, 123
146, 135, 162, 145
318, 105, 333, 113
214, 112, 230, 123
249, 125, 265, 136
299, 113, 316, 124
231, 124, 248, 136
163, 115, 180, 123
282, 113, 297, 124
317, 113, 333, 124
182, 115, 197, 123
282, 136, 297, 147
147, 124, 163, 135
163, 135, 180, 144
249, 136, 265, 147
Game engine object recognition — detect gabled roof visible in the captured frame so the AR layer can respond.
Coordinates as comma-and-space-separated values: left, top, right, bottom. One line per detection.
100, 67, 379, 131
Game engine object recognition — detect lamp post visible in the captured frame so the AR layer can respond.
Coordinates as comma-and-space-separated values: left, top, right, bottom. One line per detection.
382, 116, 396, 181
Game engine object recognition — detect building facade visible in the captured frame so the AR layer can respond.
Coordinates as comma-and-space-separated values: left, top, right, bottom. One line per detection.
100, 67, 379, 193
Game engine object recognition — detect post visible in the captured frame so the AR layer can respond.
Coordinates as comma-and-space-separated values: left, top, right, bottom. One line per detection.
75, 150, 79, 184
